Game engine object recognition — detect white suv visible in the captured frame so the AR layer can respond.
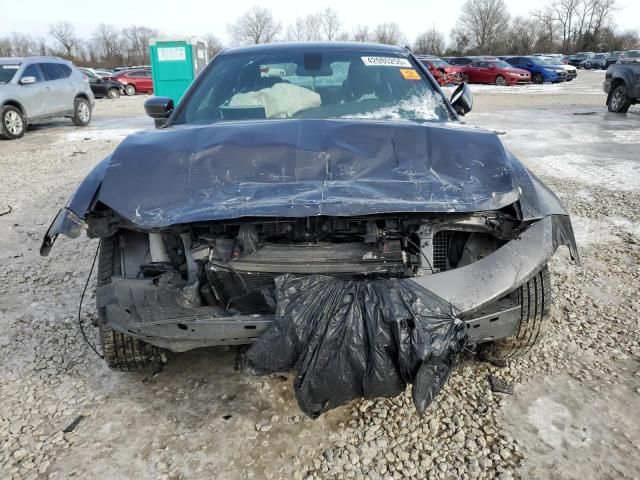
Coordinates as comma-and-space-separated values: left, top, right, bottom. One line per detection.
0, 56, 95, 140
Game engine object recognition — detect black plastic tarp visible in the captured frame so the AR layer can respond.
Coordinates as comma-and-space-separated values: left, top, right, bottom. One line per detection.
245, 274, 467, 418
96, 119, 520, 228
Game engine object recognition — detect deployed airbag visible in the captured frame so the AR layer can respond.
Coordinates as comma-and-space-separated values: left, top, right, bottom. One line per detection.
246, 274, 467, 418
228, 83, 321, 118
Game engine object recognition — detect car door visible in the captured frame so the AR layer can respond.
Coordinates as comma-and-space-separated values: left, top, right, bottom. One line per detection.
17, 63, 48, 119
124, 71, 142, 92
139, 70, 153, 93
40, 63, 75, 114
477, 61, 493, 83
466, 62, 484, 83
86, 71, 106, 97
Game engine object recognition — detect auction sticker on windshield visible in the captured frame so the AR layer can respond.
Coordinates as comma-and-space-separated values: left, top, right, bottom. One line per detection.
400, 69, 421, 80
361, 56, 412, 67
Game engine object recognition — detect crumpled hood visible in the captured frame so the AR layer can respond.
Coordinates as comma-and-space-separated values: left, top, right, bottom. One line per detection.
97, 119, 520, 227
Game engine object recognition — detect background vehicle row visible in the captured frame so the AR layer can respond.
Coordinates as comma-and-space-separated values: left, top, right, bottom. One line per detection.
0, 56, 94, 140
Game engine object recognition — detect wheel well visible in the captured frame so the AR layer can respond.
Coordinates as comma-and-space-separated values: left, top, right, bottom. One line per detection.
75, 93, 90, 102
610, 78, 626, 90
1, 100, 26, 117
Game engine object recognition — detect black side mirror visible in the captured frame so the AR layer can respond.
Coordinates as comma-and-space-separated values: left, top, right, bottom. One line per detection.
144, 96, 174, 127
450, 83, 473, 116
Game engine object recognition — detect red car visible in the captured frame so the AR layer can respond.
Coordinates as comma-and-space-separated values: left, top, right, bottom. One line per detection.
458, 60, 530, 86
418, 56, 462, 86
107, 69, 153, 96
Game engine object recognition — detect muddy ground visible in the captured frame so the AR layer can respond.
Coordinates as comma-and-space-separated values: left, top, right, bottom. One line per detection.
0, 70, 639, 480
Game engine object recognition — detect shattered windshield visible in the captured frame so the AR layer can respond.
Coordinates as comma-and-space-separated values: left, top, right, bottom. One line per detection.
0, 64, 19, 84
174, 50, 450, 125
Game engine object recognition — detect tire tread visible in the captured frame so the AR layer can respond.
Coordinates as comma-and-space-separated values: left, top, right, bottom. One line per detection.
98, 236, 161, 372
483, 266, 551, 361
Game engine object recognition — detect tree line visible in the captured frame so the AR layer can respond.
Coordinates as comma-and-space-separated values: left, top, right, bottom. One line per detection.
0, 0, 637, 68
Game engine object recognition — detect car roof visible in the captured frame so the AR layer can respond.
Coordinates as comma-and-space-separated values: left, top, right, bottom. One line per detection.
115, 68, 148, 74
0, 56, 69, 65
219, 41, 408, 56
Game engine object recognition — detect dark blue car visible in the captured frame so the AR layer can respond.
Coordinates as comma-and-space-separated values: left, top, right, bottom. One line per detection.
505, 56, 568, 83
41, 41, 577, 414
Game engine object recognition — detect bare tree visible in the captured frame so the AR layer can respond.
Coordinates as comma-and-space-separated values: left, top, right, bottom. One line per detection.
0, 37, 12, 57
8, 33, 39, 57
454, 0, 510, 53
227, 6, 281, 45
319, 7, 342, 41
49, 21, 78, 58
203, 34, 224, 59
449, 26, 472, 54
372, 23, 405, 45
506, 16, 539, 54
413, 26, 446, 55
352, 25, 372, 42
122, 25, 158, 65
531, 7, 556, 52
588, 0, 618, 43
551, 0, 580, 51
92, 24, 123, 67
286, 14, 322, 42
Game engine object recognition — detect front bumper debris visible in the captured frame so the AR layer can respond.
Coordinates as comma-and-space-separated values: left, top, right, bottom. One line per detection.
96, 214, 578, 353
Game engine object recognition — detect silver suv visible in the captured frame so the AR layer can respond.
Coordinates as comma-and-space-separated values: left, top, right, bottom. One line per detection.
0, 56, 95, 140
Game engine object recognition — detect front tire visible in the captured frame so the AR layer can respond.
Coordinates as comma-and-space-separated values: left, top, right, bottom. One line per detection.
98, 236, 163, 372
124, 84, 136, 96
532, 73, 543, 84
607, 84, 632, 113
107, 87, 120, 99
72, 97, 91, 126
481, 267, 551, 362
495, 75, 506, 86
0, 105, 26, 140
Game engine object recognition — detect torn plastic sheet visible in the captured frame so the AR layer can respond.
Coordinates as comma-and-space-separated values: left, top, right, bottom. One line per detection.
246, 274, 467, 418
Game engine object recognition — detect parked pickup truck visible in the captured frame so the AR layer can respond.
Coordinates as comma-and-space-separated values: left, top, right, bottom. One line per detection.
604, 50, 640, 113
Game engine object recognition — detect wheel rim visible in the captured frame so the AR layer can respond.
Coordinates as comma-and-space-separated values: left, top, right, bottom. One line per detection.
533, 74, 542, 84
4, 110, 23, 135
108, 89, 118, 99
612, 90, 622, 110
78, 102, 90, 122
126, 85, 135, 95
496, 76, 505, 86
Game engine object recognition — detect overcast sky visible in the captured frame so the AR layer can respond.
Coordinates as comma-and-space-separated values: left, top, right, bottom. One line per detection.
1, 0, 639, 45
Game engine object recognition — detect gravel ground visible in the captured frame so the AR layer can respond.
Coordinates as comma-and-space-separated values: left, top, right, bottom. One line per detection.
1, 71, 639, 480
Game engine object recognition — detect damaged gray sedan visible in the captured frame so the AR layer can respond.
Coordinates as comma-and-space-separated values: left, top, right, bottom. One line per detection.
41, 42, 578, 378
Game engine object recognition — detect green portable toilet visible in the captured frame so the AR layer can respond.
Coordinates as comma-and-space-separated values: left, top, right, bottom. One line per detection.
149, 37, 208, 104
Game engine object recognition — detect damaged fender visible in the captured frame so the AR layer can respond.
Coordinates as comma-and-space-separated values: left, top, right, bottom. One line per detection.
40, 155, 111, 256
411, 214, 578, 315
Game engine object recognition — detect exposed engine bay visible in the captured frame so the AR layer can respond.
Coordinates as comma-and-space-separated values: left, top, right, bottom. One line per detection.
109, 208, 523, 317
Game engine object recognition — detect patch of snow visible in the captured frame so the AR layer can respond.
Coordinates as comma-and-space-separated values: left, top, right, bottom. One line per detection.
522, 153, 640, 191
571, 216, 618, 246
59, 127, 141, 143
526, 397, 579, 449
